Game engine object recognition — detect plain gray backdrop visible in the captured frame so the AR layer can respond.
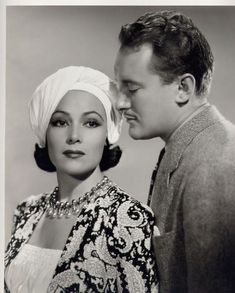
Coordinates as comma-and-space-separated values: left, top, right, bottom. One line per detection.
5, 6, 235, 243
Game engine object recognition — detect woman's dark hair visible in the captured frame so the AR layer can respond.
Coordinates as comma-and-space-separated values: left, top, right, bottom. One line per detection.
99, 140, 122, 171
34, 140, 122, 173
34, 143, 56, 172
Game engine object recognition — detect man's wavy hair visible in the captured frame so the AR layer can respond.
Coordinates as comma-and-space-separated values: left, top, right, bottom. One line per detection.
119, 10, 214, 97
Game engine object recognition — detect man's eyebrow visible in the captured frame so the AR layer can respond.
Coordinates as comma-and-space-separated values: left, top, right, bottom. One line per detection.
122, 80, 143, 86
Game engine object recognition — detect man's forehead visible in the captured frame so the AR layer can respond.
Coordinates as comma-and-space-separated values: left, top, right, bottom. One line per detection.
117, 44, 152, 61
114, 45, 156, 80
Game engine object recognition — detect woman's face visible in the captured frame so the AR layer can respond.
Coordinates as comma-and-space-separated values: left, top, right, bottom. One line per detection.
46, 90, 107, 177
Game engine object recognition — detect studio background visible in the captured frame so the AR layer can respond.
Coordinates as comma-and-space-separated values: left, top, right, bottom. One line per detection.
5, 6, 235, 243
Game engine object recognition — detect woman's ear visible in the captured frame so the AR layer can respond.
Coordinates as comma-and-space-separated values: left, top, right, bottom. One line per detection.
175, 73, 196, 106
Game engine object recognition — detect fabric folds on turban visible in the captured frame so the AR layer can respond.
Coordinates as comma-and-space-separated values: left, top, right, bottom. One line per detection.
29, 66, 122, 147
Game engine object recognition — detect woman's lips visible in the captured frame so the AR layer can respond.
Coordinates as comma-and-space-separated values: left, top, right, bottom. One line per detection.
63, 150, 85, 158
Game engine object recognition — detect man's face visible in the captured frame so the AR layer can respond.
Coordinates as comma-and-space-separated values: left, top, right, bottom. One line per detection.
114, 44, 179, 141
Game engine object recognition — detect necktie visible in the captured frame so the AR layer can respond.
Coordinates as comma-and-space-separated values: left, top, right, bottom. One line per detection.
147, 147, 165, 206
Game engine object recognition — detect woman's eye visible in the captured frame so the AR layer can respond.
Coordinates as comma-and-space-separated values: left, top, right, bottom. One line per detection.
51, 119, 68, 127
85, 120, 99, 128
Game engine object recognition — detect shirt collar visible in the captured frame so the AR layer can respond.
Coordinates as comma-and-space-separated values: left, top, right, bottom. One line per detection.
163, 104, 221, 174
165, 103, 210, 148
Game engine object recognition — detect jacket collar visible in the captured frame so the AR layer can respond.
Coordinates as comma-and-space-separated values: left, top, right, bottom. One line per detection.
163, 105, 222, 174
5, 195, 47, 268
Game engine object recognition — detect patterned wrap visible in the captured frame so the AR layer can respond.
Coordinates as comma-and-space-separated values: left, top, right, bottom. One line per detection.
5, 179, 158, 292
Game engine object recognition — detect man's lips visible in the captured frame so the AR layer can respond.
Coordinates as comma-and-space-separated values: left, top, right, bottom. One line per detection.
124, 114, 137, 122
63, 150, 85, 158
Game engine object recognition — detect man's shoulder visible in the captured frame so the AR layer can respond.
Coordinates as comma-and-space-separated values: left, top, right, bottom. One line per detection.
165, 110, 235, 180
165, 105, 235, 177
173, 114, 235, 196
185, 117, 235, 164
179, 119, 235, 200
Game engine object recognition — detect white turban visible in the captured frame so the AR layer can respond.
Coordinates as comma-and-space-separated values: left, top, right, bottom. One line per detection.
29, 66, 122, 147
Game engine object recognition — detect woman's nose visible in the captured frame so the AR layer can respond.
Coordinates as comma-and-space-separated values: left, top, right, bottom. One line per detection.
66, 125, 82, 144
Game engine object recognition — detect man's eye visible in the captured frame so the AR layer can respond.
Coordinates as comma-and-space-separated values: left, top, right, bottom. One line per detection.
51, 119, 68, 127
128, 88, 138, 93
127, 86, 140, 94
85, 120, 100, 128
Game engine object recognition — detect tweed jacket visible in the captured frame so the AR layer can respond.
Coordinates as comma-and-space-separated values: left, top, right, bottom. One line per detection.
150, 105, 235, 293
5, 179, 158, 292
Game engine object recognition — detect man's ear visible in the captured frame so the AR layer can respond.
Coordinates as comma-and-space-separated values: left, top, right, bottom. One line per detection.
176, 73, 196, 106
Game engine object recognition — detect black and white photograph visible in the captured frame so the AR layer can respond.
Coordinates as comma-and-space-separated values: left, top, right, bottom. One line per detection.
2, 2, 235, 292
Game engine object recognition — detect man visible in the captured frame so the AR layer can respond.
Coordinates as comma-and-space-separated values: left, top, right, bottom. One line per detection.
114, 10, 235, 293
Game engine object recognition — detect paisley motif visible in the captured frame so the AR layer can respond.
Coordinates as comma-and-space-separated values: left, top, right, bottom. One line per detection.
5, 178, 159, 292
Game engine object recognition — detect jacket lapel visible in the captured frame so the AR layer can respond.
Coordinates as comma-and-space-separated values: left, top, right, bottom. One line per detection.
151, 105, 222, 231
5, 195, 47, 268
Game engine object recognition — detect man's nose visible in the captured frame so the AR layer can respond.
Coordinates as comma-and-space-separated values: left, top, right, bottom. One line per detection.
66, 125, 82, 144
116, 92, 131, 112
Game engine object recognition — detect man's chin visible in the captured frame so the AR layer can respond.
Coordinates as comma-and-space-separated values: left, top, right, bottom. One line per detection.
128, 128, 145, 140
128, 127, 157, 140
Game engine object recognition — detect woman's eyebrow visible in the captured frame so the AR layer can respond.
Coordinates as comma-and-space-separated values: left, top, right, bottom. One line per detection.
51, 110, 69, 116
83, 111, 105, 121
52, 110, 105, 121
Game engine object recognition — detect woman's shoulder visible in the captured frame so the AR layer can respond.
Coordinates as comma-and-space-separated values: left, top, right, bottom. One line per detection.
14, 192, 49, 214
107, 180, 151, 207
17, 193, 46, 205
106, 179, 155, 222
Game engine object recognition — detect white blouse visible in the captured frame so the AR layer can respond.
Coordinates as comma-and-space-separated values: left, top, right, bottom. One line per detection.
5, 244, 61, 293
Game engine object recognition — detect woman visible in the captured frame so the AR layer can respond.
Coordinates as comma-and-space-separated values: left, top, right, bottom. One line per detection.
5, 66, 158, 292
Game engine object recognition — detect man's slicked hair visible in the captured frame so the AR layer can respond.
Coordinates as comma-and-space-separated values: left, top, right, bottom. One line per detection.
119, 10, 214, 97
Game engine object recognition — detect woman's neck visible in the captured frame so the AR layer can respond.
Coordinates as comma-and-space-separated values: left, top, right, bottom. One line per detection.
56, 168, 104, 201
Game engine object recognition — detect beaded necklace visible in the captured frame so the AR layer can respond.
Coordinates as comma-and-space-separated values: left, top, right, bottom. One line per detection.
45, 176, 109, 219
